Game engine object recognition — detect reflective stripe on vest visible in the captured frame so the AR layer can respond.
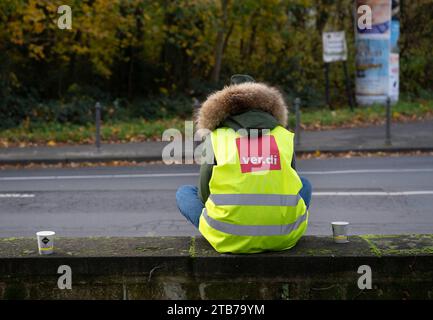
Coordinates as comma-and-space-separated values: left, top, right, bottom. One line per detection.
209, 193, 301, 207
202, 208, 307, 236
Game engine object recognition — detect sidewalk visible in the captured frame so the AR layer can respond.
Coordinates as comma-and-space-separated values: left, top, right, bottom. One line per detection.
0, 120, 432, 164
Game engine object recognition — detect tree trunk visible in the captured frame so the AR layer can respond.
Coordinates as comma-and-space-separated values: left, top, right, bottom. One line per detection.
211, 0, 229, 84
223, 23, 234, 55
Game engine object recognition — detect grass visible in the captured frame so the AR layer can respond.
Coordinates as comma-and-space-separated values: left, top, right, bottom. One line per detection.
1, 100, 432, 147
289, 99, 433, 130
0, 118, 186, 147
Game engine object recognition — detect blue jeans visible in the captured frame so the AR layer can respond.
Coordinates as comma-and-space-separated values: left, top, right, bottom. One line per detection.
176, 177, 312, 229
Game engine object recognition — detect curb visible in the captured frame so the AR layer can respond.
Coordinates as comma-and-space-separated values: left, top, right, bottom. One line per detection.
0, 146, 432, 165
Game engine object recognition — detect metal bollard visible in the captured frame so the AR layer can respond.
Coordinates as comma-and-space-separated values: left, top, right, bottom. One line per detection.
294, 98, 301, 146
385, 97, 391, 145
95, 102, 101, 151
192, 98, 201, 151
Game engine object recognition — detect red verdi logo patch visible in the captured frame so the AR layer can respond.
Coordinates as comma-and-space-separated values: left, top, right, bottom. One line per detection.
236, 135, 281, 173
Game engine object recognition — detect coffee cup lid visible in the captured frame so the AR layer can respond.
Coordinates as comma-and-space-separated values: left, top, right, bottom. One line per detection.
331, 221, 349, 226
36, 231, 55, 236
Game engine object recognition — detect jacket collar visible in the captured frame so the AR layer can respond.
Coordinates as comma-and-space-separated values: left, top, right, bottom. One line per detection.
196, 82, 288, 131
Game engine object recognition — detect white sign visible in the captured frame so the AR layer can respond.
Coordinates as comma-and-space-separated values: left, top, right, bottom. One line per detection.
389, 53, 399, 103
322, 31, 347, 63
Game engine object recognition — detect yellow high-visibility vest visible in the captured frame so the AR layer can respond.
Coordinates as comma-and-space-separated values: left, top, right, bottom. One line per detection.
199, 126, 308, 253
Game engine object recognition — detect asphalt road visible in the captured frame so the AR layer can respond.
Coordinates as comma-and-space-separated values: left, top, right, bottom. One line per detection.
0, 156, 432, 237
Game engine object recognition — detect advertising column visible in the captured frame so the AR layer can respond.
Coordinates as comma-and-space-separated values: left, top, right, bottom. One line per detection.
389, 0, 400, 103
355, 0, 392, 105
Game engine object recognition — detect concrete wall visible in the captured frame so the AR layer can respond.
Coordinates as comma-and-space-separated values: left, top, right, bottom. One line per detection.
1, 235, 433, 299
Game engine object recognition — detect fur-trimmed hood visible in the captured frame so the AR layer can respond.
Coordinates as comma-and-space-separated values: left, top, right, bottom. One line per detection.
196, 82, 288, 131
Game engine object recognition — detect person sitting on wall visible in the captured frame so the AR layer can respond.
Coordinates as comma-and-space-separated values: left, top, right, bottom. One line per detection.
176, 74, 312, 254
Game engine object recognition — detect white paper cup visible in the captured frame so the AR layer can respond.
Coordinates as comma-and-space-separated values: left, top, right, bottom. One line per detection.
331, 222, 349, 243
36, 231, 55, 255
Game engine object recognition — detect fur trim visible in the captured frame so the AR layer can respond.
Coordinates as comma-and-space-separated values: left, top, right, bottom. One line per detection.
196, 82, 288, 131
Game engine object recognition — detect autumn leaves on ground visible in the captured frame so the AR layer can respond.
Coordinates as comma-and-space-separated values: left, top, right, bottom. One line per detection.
0, 100, 432, 148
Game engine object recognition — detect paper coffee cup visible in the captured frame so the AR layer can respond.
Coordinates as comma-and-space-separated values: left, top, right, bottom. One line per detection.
36, 231, 55, 255
331, 222, 349, 243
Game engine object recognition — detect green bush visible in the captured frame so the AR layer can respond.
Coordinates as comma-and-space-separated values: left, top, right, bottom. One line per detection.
130, 95, 193, 120
0, 0, 432, 128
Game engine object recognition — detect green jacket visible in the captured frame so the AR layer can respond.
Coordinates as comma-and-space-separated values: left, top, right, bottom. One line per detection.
198, 110, 296, 203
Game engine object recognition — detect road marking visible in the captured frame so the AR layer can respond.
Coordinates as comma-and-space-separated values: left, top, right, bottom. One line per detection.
0, 172, 200, 181
0, 190, 431, 197
313, 191, 433, 196
302, 169, 433, 175
0, 168, 432, 181
0, 193, 35, 198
